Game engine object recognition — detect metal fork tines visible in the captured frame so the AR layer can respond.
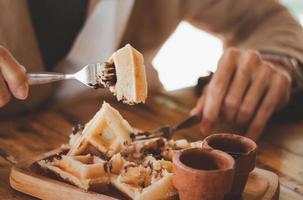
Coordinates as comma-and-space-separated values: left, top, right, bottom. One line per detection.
27, 62, 116, 89
132, 113, 202, 141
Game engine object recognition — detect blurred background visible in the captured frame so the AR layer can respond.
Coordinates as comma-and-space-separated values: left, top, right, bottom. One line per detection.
153, 0, 303, 91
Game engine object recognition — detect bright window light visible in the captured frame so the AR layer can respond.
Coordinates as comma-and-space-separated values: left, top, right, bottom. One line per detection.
153, 7, 302, 91
153, 21, 223, 91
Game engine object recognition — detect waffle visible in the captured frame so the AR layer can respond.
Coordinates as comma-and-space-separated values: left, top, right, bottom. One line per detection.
39, 102, 198, 199
68, 102, 132, 157
108, 44, 148, 105
38, 154, 109, 192
110, 157, 177, 200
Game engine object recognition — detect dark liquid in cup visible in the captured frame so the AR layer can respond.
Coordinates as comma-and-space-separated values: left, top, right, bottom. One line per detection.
180, 150, 221, 170
206, 137, 254, 159
208, 139, 248, 154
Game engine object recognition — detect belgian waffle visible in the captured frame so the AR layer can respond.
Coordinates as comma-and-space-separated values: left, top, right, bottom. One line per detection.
68, 102, 132, 157
38, 102, 198, 200
108, 156, 176, 199
108, 44, 148, 105
38, 154, 109, 192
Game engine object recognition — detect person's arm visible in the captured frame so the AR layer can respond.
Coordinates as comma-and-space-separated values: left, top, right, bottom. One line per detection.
184, 0, 303, 140
183, 0, 303, 61
0, 0, 55, 117
0, 45, 55, 118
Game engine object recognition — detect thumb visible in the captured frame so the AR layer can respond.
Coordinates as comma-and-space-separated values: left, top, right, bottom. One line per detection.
190, 95, 205, 115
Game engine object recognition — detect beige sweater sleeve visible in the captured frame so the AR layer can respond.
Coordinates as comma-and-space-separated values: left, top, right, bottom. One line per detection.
183, 0, 303, 63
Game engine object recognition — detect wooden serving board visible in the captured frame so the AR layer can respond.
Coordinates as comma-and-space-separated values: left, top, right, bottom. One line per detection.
9, 148, 279, 200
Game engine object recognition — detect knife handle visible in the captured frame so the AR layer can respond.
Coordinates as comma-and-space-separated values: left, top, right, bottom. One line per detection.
174, 113, 202, 131
195, 72, 213, 96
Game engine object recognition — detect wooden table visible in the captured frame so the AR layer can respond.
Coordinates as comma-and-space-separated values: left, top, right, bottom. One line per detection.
0, 87, 303, 200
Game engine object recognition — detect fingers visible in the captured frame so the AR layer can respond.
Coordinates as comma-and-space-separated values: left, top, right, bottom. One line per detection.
223, 51, 260, 122
272, 66, 292, 110
201, 48, 239, 132
193, 48, 292, 140
245, 73, 289, 140
191, 84, 208, 115
190, 95, 205, 116
0, 73, 11, 107
235, 63, 272, 126
0, 46, 28, 100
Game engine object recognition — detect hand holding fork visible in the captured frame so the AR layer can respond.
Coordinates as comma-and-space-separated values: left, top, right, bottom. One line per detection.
27, 62, 117, 89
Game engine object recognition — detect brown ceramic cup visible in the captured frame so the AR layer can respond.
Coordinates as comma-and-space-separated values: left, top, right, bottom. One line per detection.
202, 133, 257, 200
173, 148, 235, 200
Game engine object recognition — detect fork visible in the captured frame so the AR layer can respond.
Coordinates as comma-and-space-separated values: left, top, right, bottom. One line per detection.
27, 62, 116, 89
132, 113, 202, 141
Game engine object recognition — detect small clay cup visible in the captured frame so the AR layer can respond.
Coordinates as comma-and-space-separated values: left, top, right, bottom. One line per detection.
173, 148, 235, 200
202, 133, 257, 200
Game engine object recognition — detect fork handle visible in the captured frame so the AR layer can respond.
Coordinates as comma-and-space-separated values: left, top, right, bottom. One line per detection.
27, 73, 68, 85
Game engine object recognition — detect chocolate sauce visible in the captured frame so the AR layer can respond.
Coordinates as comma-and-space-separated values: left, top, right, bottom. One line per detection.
140, 181, 146, 188
153, 154, 163, 160
100, 62, 117, 87
123, 163, 137, 172
156, 138, 165, 148
88, 83, 104, 89
54, 154, 62, 160
130, 132, 136, 140
143, 160, 153, 170
45, 157, 53, 162
142, 149, 162, 160
104, 161, 112, 173
154, 168, 164, 179
71, 124, 84, 135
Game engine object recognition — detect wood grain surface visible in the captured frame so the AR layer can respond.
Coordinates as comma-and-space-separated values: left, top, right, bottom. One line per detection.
9, 147, 279, 200
1, 87, 303, 199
